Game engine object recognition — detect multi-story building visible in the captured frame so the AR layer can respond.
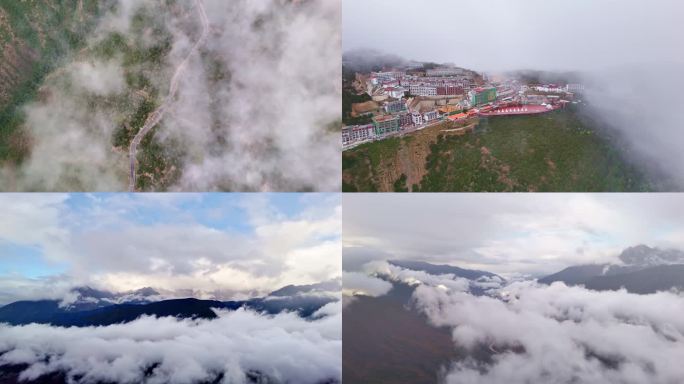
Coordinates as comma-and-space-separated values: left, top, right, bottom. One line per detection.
426, 67, 464, 77
342, 124, 375, 146
411, 112, 423, 126
399, 112, 413, 128
385, 86, 407, 99
370, 72, 404, 85
523, 94, 549, 105
469, 87, 497, 106
423, 110, 439, 122
372, 115, 400, 137
496, 86, 515, 99
370, 71, 397, 85
409, 85, 438, 96
384, 99, 406, 114
533, 85, 566, 93
566, 83, 585, 92
437, 86, 464, 96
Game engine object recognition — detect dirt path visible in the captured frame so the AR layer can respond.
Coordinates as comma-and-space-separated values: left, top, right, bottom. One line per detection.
128, 0, 209, 191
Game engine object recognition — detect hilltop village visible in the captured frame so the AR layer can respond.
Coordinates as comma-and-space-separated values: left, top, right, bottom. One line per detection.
342, 64, 583, 149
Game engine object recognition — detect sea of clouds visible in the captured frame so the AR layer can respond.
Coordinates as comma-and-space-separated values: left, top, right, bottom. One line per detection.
345, 262, 684, 384
0, 301, 341, 384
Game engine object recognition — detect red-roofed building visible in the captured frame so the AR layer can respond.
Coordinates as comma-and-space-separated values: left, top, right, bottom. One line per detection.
447, 113, 468, 121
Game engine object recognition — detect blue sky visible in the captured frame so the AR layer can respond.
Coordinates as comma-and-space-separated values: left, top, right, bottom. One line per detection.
62, 193, 302, 231
0, 243, 67, 278
60, 192, 333, 231
0, 193, 341, 301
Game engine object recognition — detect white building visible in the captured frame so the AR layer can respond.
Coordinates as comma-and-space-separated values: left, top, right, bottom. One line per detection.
411, 112, 423, 125
426, 67, 464, 77
384, 99, 406, 114
566, 83, 585, 92
386, 86, 407, 99
342, 124, 375, 146
423, 110, 439, 122
533, 85, 566, 93
409, 85, 438, 96
370, 71, 402, 85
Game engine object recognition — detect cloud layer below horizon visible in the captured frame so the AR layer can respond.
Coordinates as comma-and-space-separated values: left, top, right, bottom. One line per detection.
345, 262, 684, 384
0, 302, 342, 384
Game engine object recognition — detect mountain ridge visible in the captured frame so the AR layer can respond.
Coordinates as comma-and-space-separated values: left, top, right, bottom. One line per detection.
0, 281, 340, 326
539, 245, 684, 293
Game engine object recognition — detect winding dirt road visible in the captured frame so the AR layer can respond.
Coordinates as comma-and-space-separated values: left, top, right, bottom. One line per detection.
128, 0, 209, 191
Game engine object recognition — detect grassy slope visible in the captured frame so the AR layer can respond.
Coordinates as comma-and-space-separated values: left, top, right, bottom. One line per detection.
343, 106, 652, 192
1, 1, 185, 191
0, 0, 100, 163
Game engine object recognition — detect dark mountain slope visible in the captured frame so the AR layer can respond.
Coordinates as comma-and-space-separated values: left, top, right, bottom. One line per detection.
584, 264, 684, 294
343, 282, 460, 384
539, 245, 684, 293
0, 300, 62, 325
539, 264, 609, 285
268, 279, 340, 297
0, 292, 338, 326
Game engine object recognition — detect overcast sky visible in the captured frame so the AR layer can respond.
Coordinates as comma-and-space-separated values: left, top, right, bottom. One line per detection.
343, 0, 683, 72
0, 193, 340, 305
343, 194, 684, 277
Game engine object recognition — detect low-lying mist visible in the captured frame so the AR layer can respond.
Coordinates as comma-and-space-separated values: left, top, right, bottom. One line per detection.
1, 0, 341, 192
0, 301, 342, 384
579, 63, 684, 190
346, 262, 684, 384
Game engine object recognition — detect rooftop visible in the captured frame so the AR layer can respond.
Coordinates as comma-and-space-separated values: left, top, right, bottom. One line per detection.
447, 113, 468, 121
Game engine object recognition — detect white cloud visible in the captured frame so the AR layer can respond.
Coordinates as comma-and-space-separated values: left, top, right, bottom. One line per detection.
349, 262, 684, 384
363, 261, 472, 292
343, 194, 684, 276
1, 0, 341, 192
410, 281, 684, 384
343, 0, 683, 72
344, 0, 684, 188
0, 304, 341, 384
69, 61, 126, 96
0, 194, 71, 262
342, 272, 392, 297
0, 194, 341, 304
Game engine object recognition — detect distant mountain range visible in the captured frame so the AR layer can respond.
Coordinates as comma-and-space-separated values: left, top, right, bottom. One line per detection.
0, 280, 340, 327
539, 245, 684, 293
344, 248, 684, 384
389, 259, 500, 280
388, 259, 505, 295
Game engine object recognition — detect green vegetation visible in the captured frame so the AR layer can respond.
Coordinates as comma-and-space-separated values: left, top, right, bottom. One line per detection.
92, 32, 128, 59
342, 89, 373, 125
343, 106, 652, 192
113, 97, 158, 148
365, 137, 401, 168
393, 174, 409, 192
342, 137, 404, 192
135, 126, 183, 192
0, 1, 100, 163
